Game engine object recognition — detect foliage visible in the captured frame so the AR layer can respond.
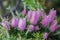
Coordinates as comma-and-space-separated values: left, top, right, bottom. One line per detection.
0, 0, 60, 40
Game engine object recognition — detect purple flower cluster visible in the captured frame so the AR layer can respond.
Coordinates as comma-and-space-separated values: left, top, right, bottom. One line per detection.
27, 10, 40, 25
1, 20, 10, 31
42, 9, 57, 39
28, 25, 40, 32
11, 16, 40, 32
0, 8, 58, 40
41, 9, 56, 27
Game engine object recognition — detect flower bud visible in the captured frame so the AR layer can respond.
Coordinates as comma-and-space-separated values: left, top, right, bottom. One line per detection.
11, 17, 18, 27
28, 25, 34, 32
18, 18, 26, 31
43, 32, 48, 39
49, 20, 57, 32
22, 9, 26, 15
49, 9, 56, 21
41, 16, 51, 27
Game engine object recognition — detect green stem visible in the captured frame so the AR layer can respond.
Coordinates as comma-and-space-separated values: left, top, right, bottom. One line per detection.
6, 30, 10, 38
18, 33, 22, 40
10, 10, 15, 17
25, 30, 29, 38
24, 2, 26, 10
0, 15, 3, 20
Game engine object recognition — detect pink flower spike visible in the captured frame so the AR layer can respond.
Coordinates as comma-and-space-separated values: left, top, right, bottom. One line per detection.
43, 32, 48, 39
18, 18, 26, 31
49, 9, 56, 21
41, 16, 51, 27
49, 20, 57, 32
11, 17, 18, 27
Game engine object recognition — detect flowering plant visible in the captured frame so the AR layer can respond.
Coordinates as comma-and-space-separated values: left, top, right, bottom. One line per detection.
0, 8, 59, 40
0, 0, 60, 40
